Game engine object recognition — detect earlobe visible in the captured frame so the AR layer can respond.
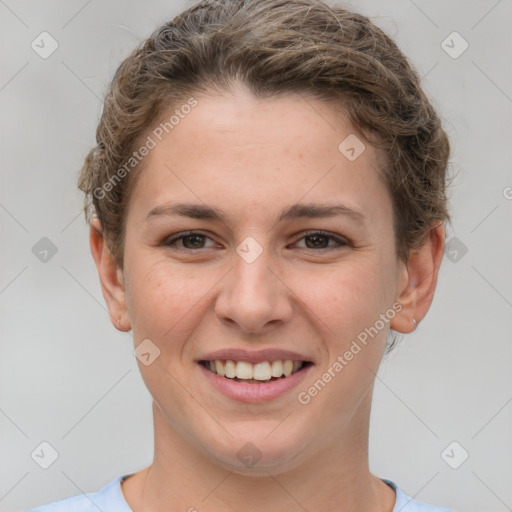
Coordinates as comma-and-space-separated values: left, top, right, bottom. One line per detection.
89, 218, 131, 332
390, 223, 445, 334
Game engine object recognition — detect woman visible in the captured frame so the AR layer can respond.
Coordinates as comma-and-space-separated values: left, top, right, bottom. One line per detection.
27, 0, 454, 510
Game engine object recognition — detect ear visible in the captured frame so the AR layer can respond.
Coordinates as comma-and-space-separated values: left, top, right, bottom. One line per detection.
390, 222, 445, 334
89, 218, 131, 332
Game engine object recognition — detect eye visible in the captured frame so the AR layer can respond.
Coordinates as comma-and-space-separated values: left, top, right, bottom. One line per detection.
293, 230, 348, 250
162, 230, 349, 253
163, 231, 218, 251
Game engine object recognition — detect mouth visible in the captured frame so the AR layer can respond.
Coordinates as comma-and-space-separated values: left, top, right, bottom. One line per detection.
199, 359, 313, 384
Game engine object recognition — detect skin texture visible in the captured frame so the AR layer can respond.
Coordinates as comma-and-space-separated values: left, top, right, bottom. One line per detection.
90, 83, 444, 512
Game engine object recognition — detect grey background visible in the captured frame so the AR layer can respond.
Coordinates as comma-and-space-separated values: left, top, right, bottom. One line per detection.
1, 0, 511, 511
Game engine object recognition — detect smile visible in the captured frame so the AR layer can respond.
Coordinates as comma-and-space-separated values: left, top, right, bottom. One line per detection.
200, 359, 312, 383
197, 357, 314, 402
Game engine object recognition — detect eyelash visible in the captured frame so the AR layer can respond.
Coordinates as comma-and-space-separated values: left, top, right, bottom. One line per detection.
163, 230, 349, 253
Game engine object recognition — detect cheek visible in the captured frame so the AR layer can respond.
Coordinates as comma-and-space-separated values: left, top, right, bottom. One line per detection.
124, 256, 177, 335
125, 256, 214, 342
137, 280, 178, 334
301, 258, 390, 338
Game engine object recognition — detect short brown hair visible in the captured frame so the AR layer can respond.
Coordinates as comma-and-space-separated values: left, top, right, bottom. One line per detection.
78, 0, 450, 268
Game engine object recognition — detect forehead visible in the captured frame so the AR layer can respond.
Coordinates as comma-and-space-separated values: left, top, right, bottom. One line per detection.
127, 86, 392, 228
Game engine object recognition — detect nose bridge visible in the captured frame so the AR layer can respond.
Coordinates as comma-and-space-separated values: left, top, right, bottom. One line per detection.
232, 234, 276, 303
215, 234, 292, 332
234, 236, 272, 292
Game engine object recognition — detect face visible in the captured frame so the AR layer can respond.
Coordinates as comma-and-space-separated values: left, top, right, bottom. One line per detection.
109, 84, 412, 474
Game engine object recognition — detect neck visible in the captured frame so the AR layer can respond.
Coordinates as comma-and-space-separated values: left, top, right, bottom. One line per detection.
122, 400, 396, 512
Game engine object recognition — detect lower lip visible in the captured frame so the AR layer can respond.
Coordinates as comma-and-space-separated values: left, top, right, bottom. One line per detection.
198, 363, 313, 403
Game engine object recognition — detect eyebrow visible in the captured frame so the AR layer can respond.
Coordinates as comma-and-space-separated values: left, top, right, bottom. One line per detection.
145, 202, 366, 225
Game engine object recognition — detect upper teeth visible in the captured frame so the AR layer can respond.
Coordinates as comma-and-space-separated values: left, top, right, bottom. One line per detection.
206, 360, 303, 380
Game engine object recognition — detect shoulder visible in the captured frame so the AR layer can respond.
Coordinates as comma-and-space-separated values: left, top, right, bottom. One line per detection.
24, 475, 133, 512
26, 475, 455, 512
384, 479, 455, 512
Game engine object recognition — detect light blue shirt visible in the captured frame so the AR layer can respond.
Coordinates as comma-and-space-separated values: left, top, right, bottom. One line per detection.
25, 475, 455, 511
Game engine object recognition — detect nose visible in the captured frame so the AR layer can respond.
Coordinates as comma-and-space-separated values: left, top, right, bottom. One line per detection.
214, 242, 293, 334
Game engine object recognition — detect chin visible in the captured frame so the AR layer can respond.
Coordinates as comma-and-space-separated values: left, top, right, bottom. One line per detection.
203, 427, 308, 475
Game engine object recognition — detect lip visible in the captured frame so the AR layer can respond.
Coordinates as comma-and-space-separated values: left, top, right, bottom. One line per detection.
197, 348, 313, 364
198, 361, 314, 403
